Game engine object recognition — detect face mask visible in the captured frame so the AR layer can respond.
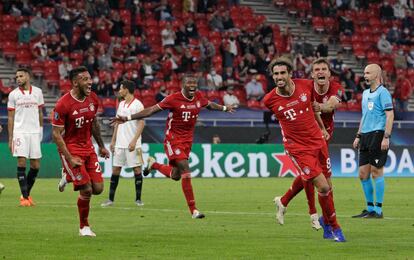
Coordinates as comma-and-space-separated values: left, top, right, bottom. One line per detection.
211, 71, 216, 75
134, 0, 139, 4
63, 15, 70, 20
85, 35, 91, 40
48, 15, 52, 19
37, 13, 42, 17
252, 79, 257, 83
93, 77, 99, 83
398, 51, 404, 55
132, 73, 138, 78
23, 23, 28, 28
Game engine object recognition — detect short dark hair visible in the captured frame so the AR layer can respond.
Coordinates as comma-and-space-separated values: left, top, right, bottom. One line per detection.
311, 58, 330, 70
120, 80, 135, 94
16, 67, 31, 75
268, 57, 293, 74
69, 66, 89, 82
182, 74, 198, 86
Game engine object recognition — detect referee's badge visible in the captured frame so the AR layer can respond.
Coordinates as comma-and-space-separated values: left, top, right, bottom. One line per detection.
368, 101, 374, 110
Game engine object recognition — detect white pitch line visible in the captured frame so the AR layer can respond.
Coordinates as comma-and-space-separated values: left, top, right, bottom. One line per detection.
5, 202, 413, 221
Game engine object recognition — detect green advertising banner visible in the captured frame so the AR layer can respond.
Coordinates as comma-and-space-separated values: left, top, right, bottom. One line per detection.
0, 143, 291, 178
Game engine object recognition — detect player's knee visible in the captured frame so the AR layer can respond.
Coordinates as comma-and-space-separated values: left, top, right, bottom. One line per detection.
318, 185, 330, 194
80, 187, 93, 197
171, 173, 181, 181
92, 188, 103, 195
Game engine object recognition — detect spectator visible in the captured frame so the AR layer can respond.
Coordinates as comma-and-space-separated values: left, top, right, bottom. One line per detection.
161, 49, 179, 81
180, 48, 197, 73
75, 30, 95, 51
126, 36, 139, 60
185, 18, 198, 38
399, 28, 412, 45
394, 2, 406, 19
245, 75, 264, 101
32, 37, 48, 61
48, 35, 63, 60
111, 37, 126, 62
58, 57, 73, 79
212, 134, 221, 144
227, 0, 240, 7
377, 34, 393, 54
96, 15, 113, 44
97, 43, 114, 70
341, 69, 357, 99
96, 0, 111, 17
394, 50, 408, 69
401, 9, 414, 31
197, 0, 217, 13
30, 11, 48, 35
18, 22, 37, 44
137, 35, 151, 54
302, 38, 314, 58
222, 43, 235, 68
199, 37, 216, 72
161, 23, 176, 48
209, 11, 224, 32
316, 37, 329, 58
155, 85, 168, 102
55, 11, 82, 47
236, 59, 249, 82
222, 11, 235, 31
380, 1, 395, 20
99, 74, 117, 97
222, 67, 238, 88
46, 14, 59, 35
84, 55, 99, 76
139, 56, 155, 81
222, 86, 240, 107
154, 0, 174, 21
255, 48, 270, 74
183, 0, 196, 13
110, 11, 125, 37
330, 51, 346, 76
386, 26, 400, 44
407, 49, 414, 68
175, 24, 190, 49
206, 68, 223, 90
393, 73, 413, 112
339, 15, 354, 35
227, 35, 238, 57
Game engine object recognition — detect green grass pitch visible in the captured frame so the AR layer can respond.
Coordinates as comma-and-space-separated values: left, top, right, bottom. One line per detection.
0, 178, 413, 259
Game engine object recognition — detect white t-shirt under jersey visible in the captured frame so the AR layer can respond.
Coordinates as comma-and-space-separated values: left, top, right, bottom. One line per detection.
7, 86, 44, 134
115, 98, 144, 148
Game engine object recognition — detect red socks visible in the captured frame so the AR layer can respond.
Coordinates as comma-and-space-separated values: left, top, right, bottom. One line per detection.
181, 172, 196, 214
152, 162, 173, 178
318, 189, 340, 230
281, 176, 305, 207
77, 195, 90, 229
303, 180, 317, 215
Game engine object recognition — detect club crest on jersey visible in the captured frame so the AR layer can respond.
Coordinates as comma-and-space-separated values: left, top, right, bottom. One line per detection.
303, 167, 310, 175
299, 93, 307, 102
89, 103, 95, 111
175, 148, 181, 155
196, 101, 201, 108
278, 106, 284, 111
368, 101, 374, 110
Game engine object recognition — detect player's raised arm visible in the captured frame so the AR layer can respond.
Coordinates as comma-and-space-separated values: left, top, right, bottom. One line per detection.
206, 102, 236, 113
111, 104, 162, 124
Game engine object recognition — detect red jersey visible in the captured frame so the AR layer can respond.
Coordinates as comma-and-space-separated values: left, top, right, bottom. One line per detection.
263, 79, 325, 152
313, 80, 342, 139
52, 92, 100, 155
157, 91, 209, 143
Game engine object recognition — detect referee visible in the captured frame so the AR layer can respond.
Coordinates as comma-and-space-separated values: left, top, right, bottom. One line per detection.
352, 64, 394, 219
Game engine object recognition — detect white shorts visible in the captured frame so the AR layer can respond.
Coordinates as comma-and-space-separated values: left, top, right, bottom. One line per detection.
113, 147, 143, 168
12, 133, 42, 159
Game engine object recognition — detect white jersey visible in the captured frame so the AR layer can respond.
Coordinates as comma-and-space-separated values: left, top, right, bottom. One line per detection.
115, 98, 144, 148
7, 86, 44, 134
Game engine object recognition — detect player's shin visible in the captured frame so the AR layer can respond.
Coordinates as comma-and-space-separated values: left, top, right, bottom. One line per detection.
17, 167, 29, 199
318, 189, 340, 230
303, 179, 317, 215
280, 175, 304, 207
27, 168, 39, 195
181, 172, 196, 214
77, 194, 91, 228
152, 162, 173, 178
109, 174, 120, 201
134, 173, 143, 201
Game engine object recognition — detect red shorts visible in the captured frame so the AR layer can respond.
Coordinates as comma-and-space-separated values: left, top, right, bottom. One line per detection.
164, 140, 192, 166
286, 145, 330, 181
59, 151, 102, 190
